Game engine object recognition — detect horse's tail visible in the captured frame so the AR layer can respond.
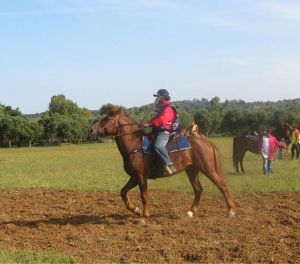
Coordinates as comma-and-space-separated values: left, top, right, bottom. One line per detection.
210, 141, 225, 177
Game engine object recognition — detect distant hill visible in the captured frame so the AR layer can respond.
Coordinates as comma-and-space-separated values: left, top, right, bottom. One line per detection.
22, 113, 42, 119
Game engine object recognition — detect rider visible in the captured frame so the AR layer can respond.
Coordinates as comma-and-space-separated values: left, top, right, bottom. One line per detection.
191, 120, 200, 136
142, 89, 177, 175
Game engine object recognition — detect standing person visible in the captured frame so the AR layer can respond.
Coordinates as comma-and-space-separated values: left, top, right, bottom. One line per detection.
142, 89, 177, 175
277, 137, 286, 160
291, 125, 300, 159
258, 129, 287, 175
191, 120, 200, 136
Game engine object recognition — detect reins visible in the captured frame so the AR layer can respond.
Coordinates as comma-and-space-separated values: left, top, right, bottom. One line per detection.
114, 125, 143, 138
112, 120, 143, 158
111, 115, 145, 138
97, 115, 142, 138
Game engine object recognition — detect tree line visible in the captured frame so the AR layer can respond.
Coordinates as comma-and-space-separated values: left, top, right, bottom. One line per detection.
0, 94, 299, 147
0, 95, 94, 147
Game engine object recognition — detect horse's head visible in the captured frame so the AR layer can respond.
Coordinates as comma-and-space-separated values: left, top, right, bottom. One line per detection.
90, 108, 121, 139
275, 123, 292, 145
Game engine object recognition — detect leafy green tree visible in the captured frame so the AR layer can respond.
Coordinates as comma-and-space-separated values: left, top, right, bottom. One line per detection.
178, 108, 193, 130
221, 109, 245, 134
39, 111, 58, 142
209, 96, 221, 111
0, 104, 22, 117
49, 94, 80, 116
24, 119, 44, 146
39, 95, 94, 143
0, 114, 14, 147
193, 109, 221, 136
287, 100, 300, 125
56, 116, 73, 142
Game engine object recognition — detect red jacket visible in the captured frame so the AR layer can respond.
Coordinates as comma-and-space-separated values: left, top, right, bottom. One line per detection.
149, 101, 175, 131
258, 134, 285, 159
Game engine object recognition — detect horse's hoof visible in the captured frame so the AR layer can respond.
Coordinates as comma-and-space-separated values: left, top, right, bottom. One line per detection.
137, 218, 146, 225
186, 211, 194, 218
228, 210, 235, 217
134, 207, 142, 216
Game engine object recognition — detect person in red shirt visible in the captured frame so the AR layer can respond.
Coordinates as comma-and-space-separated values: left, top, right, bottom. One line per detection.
258, 129, 287, 175
142, 89, 177, 175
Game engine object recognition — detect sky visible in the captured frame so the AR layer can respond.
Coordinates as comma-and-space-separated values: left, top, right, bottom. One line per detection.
1, 0, 300, 114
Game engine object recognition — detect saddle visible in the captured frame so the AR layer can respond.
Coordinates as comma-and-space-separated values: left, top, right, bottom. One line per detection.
142, 134, 192, 179
142, 134, 191, 154
245, 134, 259, 141
244, 130, 260, 141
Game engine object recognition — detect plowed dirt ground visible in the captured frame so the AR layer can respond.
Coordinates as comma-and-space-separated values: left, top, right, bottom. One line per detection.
0, 189, 299, 263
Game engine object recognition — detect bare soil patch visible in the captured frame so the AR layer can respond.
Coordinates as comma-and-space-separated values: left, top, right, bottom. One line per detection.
0, 189, 299, 263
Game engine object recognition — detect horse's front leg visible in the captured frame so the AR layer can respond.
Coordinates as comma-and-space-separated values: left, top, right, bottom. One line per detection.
120, 177, 140, 215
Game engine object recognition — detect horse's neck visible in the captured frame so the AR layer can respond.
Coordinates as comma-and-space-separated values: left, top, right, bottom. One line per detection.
271, 130, 281, 140
115, 114, 141, 156
272, 126, 289, 141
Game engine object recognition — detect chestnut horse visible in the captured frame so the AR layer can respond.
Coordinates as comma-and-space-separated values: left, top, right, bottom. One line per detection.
233, 123, 293, 173
90, 107, 235, 223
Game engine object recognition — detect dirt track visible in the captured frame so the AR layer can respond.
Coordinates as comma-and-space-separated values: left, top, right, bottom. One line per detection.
0, 189, 299, 263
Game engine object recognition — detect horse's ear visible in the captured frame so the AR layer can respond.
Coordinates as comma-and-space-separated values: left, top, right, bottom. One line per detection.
282, 123, 292, 130
108, 107, 121, 116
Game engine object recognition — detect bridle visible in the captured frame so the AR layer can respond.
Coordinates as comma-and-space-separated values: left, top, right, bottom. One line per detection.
272, 125, 292, 144
96, 114, 142, 139
96, 114, 144, 159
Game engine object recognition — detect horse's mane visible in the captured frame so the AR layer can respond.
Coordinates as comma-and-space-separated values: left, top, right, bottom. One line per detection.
272, 123, 292, 133
271, 123, 292, 142
235, 123, 292, 139
110, 109, 149, 138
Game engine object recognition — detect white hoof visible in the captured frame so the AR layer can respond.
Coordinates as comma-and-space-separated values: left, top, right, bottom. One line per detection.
134, 207, 142, 216
186, 211, 194, 218
228, 210, 235, 217
137, 218, 146, 225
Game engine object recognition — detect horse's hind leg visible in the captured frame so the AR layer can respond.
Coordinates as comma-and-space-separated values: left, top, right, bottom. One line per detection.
207, 171, 235, 217
185, 166, 203, 217
234, 159, 240, 173
137, 174, 149, 220
240, 158, 245, 173
120, 177, 141, 216
240, 153, 246, 173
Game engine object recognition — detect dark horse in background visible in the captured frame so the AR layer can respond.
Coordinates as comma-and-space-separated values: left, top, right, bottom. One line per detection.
90, 107, 235, 224
232, 123, 293, 173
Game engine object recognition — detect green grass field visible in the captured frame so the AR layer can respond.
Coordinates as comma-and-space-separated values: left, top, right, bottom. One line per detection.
0, 249, 77, 264
0, 138, 299, 263
0, 137, 299, 194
